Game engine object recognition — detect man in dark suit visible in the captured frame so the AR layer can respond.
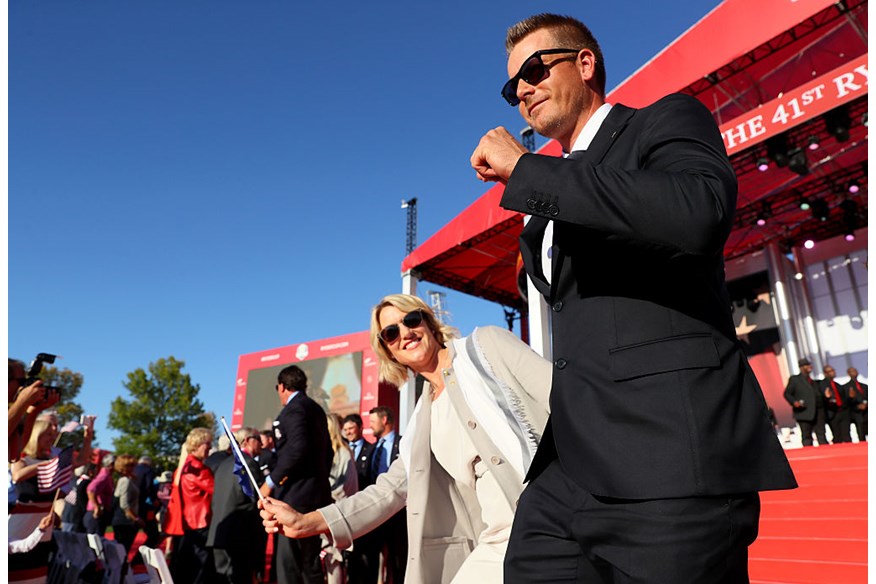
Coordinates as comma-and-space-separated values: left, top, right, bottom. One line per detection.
340, 414, 378, 584
367, 406, 406, 584
784, 358, 829, 446
471, 13, 797, 583
208, 427, 265, 584
342, 414, 375, 488
846, 367, 868, 441
258, 365, 332, 584
822, 364, 852, 443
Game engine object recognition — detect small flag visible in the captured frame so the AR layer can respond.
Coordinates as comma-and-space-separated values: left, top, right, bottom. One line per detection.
60, 420, 81, 434
38, 447, 74, 493
219, 417, 264, 502
233, 455, 254, 498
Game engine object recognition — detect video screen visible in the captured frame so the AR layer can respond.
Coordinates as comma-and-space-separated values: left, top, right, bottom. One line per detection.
242, 351, 363, 431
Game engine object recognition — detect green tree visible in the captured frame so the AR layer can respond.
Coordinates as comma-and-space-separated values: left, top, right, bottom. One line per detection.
38, 365, 85, 425
108, 357, 215, 471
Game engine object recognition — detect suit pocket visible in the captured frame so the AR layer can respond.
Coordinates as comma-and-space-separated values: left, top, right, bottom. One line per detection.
422, 536, 474, 584
609, 332, 719, 381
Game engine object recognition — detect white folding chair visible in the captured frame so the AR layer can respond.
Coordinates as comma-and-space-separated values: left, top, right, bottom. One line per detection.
138, 545, 174, 584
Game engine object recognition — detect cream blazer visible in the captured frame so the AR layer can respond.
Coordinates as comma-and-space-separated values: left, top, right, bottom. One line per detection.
319, 326, 551, 584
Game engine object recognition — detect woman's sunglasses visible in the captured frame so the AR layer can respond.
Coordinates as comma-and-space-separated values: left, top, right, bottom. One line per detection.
501, 48, 580, 106
379, 310, 425, 344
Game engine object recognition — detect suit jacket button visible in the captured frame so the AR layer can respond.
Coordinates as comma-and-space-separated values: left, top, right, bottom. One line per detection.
548, 204, 559, 216
490, 456, 501, 465
467, 420, 477, 429
555, 358, 567, 369
526, 198, 536, 210
552, 301, 563, 312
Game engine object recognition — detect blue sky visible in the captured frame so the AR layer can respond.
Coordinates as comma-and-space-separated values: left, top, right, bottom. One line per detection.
9, 0, 721, 447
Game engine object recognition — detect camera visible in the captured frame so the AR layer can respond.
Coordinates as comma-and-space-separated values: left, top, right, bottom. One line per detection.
25, 352, 61, 398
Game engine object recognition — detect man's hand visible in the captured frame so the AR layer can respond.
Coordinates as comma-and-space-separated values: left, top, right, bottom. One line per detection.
258, 497, 328, 538
471, 127, 528, 184
259, 482, 272, 499
38, 513, 54, 531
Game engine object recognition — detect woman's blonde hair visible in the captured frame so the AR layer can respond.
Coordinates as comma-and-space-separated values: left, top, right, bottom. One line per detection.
22, 418, 52, 459
370, 294, 459, 387
184, 427, 213, 459
326, 413, 349, 456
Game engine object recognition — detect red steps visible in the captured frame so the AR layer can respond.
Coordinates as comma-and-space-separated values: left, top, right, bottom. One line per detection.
749, 442, 868, 584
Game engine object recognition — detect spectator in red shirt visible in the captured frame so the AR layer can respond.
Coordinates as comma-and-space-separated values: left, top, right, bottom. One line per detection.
170, 427, 215, 584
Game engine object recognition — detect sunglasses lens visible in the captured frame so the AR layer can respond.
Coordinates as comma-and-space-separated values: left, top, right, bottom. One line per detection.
380, 325, 400, 344
520, 55, 546, 85
502, 79, 520, 106
403, 310, 424, 329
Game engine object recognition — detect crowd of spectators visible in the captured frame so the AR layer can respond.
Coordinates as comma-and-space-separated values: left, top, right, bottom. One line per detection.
9, 352, 388, 584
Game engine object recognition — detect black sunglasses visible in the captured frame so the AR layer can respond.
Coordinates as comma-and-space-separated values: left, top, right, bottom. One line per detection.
501, 48, 580, 106
379, 310, 425, 344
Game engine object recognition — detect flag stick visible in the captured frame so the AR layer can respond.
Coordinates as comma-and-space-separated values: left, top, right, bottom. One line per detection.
219, 417, 266, 502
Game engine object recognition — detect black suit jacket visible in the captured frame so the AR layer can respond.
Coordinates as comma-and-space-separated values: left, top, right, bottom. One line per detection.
502, 94, 797, 499
270, 393, 333, 512
363, 433, 401, 484
784, 373, 822, 422
821, 378, 851, 417
350, 439, 376, 489
846, 379, 868, 408
207, 452, 265, 550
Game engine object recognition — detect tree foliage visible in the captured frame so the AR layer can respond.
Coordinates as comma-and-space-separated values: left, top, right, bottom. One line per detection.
38, 365, 85, 426
108, 357, 215, 471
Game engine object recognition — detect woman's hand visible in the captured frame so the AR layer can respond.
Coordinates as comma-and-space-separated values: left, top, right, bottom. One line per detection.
258, 496, 328, 538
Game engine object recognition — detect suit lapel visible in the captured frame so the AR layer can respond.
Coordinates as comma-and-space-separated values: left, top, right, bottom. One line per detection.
519, 216, 552, 298
581, 104, 636, 164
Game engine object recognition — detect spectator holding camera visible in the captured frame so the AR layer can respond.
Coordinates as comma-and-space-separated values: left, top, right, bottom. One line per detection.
8, 358, 60, 464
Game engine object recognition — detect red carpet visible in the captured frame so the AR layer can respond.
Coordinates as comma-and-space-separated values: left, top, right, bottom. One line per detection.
750, 442, 868, 584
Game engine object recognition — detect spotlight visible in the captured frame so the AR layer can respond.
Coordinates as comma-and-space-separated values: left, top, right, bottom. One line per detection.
794, 272, 804, 280
807, 136, 820, 151
755, 200, 771, 226
787, 148, 809, 176
766, 135, 789, 167
810, 199, 829, 221
804, 239, 816, 249
757, 157, 769, 172
824, 106, 851, 142
845, 232, 856, 242
799, 197, 811, 211
847, 180, 860, 194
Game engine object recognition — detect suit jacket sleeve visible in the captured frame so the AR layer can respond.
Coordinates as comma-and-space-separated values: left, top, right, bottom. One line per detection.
318, 456, 408, 549
502, 94, 737, 257
270, 402, 311, 488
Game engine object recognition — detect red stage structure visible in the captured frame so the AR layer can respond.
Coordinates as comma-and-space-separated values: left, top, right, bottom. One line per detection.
400, 0, 868, 425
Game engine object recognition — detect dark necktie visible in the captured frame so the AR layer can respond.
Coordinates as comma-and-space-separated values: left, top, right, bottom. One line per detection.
371, 438, 386, 477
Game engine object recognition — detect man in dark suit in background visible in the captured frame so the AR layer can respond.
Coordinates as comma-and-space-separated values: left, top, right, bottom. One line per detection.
133, 456, 161, 548
785, 358, 829, 446
367, 406, 406, 584
846, 367, 868, 441
259, 366, 332, 584
340, 414, 378, 584
471, 13, 797, 583
208, 427, 265, 584
821, 364, 852, 443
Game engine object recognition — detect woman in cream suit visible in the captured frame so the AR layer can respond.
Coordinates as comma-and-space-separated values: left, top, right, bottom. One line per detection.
260, 293, 551, 584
